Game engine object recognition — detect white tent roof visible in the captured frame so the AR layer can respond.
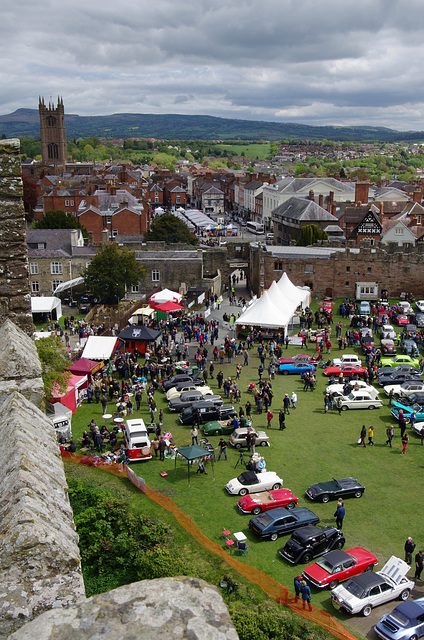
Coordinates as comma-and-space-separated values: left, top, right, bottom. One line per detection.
150, 288, 182, 304
235, 290, 292, 329
31, 296, 62, 319
276, 272, 310, 309
53, 277, 84, 295
81, 336, 118, 360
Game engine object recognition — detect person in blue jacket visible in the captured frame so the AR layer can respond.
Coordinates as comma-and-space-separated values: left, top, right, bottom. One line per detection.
334, 498, 345, 530
300, 580, 312, 611
294, 575, 302, 603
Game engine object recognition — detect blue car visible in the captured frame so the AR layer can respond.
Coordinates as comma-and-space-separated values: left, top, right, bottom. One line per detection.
248, 507, 320, 541
391, 403, 424, 424
374, 597, 424, 640
278, 362, 316, 375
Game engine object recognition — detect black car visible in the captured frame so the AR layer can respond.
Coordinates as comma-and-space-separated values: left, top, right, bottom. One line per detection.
280, 525, 345, 564
179, 402, 236, 425
394, 392, 424, 408
248, 507, 320, 541
377, 364, 421, 377
161, 373, 203, 392
168, 391, 223, 412
378, 372, 422, 386
305, 477, 365, 503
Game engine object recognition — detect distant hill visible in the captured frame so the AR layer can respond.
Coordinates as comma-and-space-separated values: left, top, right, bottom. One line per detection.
1, 108, 424, 142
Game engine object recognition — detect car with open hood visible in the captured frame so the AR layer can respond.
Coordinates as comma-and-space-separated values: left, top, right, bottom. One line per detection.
225, 470, 283, 496
302, 547, 378, 589
331, 556, 414, 617
305, 477, 365, 503
374, 596, 424, 640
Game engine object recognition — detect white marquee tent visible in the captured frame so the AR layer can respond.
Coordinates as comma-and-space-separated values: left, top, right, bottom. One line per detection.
31, 296, 62, 321
81, 336, 119, 361
149, 288, 182, 305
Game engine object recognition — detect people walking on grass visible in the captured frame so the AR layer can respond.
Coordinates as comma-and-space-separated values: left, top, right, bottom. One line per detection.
415, 550, 424, 580
324, 394, 329, 413
386, 425, 394, 448
267, 410, 274, 429
279, 409, 286, 430
401, 432, 409, 454
283, 394, 290, 414
294, 575, 302, 603
334, 499, 345, 530
291, 391, 297, 409
405, 537, 416, 564
335, 396, 342, 415
359, 425, 367, 447
368, 425, 375, 446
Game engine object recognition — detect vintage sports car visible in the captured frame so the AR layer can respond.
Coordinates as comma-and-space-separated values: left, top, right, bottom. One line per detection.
278, 362, 316, 375
225, 470, 283, 496
374, 597, 424, 640
391, 404, 424, 424
331, 556, 414, 617
323, 363, 366, 378
202, 417, 251, 436
302, 548, 378, 589
393, 393, 424, 409
248, 507, 319, 541
161, 372, 203, 392
305, 477, 365, 503
277, 353, 319, 366
165, 384, 213, 400
168, 391, 223, 412
380, 355, 420, 369
381, 324, 397, 340
396, 315, 410, 326
229, 427, 269, 449
237, 488, 298, 515
280, 525, 345, 565
378, 364, 421, 377
381, 339, 397, 355
378, 372, 422, 387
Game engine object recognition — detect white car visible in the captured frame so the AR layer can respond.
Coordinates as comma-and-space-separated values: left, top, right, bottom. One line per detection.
332, 354, 362, 367
165, 385, 213, 401
123, 418, 152, 463
225, 470, 283, 496
383, 380, 424, 398
411, 421, 424, 437
399, 301, 413, 314
339, 390, 383, 411
382, 324, 397, 340
331, 556, 414, 617
416, 300, 424, 313
326, 382, 380, 400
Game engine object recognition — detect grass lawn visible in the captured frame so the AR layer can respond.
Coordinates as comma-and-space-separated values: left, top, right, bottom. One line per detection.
65, 300, 421, 639
215, 143, 270, 160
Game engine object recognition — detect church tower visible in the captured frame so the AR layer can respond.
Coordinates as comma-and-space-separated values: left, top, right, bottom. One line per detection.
38, 96, 67, 172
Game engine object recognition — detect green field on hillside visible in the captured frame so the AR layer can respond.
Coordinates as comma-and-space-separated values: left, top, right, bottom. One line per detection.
215, 143, 271, 159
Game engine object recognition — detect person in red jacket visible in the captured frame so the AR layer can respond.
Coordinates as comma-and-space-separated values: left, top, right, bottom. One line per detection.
267, 410, 274, 429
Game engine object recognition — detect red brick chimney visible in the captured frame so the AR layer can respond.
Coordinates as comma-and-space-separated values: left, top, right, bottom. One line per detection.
318, 194, 323, 208
413, 190, 422, 203
329, 191, 334, 205
309, 190, 314, 201
355, 180, 369, 206
331, 203, 337, 217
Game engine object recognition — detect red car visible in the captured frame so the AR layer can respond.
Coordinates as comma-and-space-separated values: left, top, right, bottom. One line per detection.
323, 363, 366, 378
237, 488, 298, 515
302, 547, 378, 589
397, 315, 409, 325
320, 299, 333, 313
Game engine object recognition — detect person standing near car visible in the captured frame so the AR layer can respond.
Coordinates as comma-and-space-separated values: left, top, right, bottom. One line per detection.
401, 431, 409, 454
368, 425, 375, 446
300, 580, 312, 611
405, 537, 416, 564
294, 575, 302, 603
283, 394, 290, 414
415, 550, 424, 580
190, 426, 199, 446
279, 409, 286, 430
334, 499, 345, 530
266, 409, 274, 429
216, 438, 227, 461
359, 425, 367, 447
291, 391, 297, 409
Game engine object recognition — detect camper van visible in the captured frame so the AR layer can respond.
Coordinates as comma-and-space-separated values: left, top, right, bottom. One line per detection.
123, 418, 152, 462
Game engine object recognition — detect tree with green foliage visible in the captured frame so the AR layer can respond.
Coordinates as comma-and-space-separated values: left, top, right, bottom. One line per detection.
35, 335, 71, 402
144, 213, 198, 245
297, 224, 328, 246
83, 243, 146, 305
34, 210, 88, 237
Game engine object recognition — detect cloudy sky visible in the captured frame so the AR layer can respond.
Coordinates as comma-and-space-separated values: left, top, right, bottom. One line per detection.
2, 0, 424, 130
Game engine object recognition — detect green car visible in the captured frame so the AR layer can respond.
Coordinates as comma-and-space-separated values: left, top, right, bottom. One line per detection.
379, 354, 420, 368
202, 417, 251, 436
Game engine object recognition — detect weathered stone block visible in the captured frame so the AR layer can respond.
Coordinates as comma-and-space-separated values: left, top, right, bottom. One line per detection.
0, 177, 23, 199
8, 577, 239, 640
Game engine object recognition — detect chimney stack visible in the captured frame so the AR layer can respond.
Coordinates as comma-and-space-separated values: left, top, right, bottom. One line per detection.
309, 190, 314, 201
101, 229, 109, 244
318, 194, 323, 208
413, 190, 422, 203
329, 191, 334, 205
355, 180, 369, 206
331, 203, 337, 217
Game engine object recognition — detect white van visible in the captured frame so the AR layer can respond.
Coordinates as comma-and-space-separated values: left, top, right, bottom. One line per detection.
123, 418, 152, 462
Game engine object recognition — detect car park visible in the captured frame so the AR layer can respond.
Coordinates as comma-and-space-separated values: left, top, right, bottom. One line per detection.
237, 488, 298, 515
248, 507, 320, 541
323, 363, 366, 378
374, 597, 424, 640
338, 390, 383, 410
305, 477, 365, 503
229, 427, 270, 449
380, 355, 421, 369
383, 380, 424, 399
331, 556, 414, 617
123, 418, 152, 462
278, 361, 316, 375
302, 547, 378, 589
168, 391, 223, 412
381, 339, 397, 355
280, 525, 345, 564
225, 470, 283, 496
325, 381, 380, 400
